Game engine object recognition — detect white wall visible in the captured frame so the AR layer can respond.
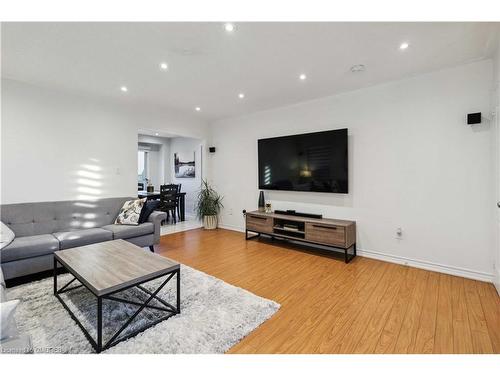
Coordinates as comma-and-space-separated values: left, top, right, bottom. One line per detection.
493, 34, 500, 293
208, 60, 496, 281
1, 79, 207, 204
170, 137, 203, 217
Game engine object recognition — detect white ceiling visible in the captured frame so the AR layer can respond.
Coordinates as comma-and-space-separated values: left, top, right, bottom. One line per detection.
2, 22, 498, 121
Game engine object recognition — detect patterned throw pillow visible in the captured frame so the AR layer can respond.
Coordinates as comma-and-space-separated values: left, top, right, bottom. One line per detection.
114, 198, 146, 225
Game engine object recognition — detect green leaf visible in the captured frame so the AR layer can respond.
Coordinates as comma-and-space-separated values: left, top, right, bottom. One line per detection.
195, 179, 224, 220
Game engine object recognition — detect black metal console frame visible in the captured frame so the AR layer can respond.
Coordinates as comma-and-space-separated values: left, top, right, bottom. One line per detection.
53, 257, 180, 353
245, 229, 356, 263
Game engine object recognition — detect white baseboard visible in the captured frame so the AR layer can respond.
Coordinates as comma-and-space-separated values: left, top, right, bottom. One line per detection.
357, 248, 493, 283
494, 269, 500, 296
219, 224, 246, 233
218, 224, 494, 283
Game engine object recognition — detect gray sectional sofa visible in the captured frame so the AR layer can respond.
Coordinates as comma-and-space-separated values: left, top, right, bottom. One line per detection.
0, 197, 167, 281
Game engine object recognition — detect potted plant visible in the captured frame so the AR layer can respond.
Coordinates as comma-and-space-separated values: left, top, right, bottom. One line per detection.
195, 180, 223, 229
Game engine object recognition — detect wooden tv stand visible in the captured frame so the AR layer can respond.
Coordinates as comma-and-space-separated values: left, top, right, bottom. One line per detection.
245, 211, 356, 263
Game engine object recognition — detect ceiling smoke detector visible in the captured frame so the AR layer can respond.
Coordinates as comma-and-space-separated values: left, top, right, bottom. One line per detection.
350, 64, 366, 73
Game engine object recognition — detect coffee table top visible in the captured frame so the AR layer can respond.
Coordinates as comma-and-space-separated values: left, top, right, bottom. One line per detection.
54, 239, 179, 296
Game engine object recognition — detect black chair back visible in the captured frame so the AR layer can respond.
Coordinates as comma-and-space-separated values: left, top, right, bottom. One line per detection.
159, 184, 180, 223
138, 182, 144, 191
176, 183, 182, 193
160, 184, 178, 194
159, 190, 176, 208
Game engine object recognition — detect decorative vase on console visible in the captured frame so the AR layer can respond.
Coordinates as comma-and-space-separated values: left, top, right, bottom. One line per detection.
258, 191, 265, 212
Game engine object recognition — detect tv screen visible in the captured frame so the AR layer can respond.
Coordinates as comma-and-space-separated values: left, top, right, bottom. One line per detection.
258, 129, 348, 193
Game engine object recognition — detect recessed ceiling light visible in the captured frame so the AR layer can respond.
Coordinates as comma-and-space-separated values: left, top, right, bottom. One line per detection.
155, 133, 159, 136
160, 62, 168, 70
238, 93, 245, 99
120, 86, 128, 92
399, 42, 409, 50
350, 64, 366, 73
299, 74, 307, 80
224, 23, 235, 32
195, 107, 201, 112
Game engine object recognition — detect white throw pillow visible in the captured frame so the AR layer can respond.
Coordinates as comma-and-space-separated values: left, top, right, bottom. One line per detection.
0, 299, 20, 340
114, 198, 146, 225
0, 221, 15, 250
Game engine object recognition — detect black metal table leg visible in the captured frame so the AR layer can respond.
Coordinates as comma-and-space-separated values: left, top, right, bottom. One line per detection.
53, 257, 57, 295
176, 269, 181, 314
343, 243, 357, 263
97, 297, 102, 353
245, 230, 260, 240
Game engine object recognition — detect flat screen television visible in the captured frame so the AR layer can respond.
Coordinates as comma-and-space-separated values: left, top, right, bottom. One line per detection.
258, 128, 348, 193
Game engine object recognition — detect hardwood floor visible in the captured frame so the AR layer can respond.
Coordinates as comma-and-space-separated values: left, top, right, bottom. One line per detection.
156, 228, 500, 354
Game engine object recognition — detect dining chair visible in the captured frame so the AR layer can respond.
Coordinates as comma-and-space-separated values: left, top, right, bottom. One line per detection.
138, 182, 144, 191
160, 184, 181, 219
176, 184, 182, 219
159, 187, 178, 224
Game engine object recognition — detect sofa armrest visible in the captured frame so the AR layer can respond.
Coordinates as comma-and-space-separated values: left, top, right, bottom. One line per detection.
148, 210, 167, 244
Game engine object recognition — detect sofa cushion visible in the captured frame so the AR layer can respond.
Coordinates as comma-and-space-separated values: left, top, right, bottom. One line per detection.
0, 221, 15, 250
53, 228, 113, 250
102, 222, 154, 240
0, 234, 60, 263
0, 299, 20, 340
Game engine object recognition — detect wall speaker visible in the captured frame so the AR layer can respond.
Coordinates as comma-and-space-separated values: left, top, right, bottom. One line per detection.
467, 112, 481, 125
209, 147, 216, 153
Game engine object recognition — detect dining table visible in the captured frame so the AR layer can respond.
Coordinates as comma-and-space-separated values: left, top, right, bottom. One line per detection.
137, 190, 186, 221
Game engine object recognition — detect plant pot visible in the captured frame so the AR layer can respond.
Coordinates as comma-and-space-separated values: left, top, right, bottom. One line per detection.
203, 215, 218, 230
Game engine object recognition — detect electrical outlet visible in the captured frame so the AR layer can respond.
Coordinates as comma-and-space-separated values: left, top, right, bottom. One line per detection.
228, 208, 233, 216
396, 227, 403, 240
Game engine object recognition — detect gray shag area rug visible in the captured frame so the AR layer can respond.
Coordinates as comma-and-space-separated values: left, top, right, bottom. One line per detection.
6, 264, 280, 354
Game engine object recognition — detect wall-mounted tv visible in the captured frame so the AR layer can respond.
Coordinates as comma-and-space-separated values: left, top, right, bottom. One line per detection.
258, 128, 348, 193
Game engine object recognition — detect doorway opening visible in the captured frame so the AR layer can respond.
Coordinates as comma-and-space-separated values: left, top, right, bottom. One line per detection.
137, 131, 205, 235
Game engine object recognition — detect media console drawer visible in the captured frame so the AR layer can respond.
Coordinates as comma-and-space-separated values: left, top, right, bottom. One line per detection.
305, 223, 346, 246
246, 214, 273, 233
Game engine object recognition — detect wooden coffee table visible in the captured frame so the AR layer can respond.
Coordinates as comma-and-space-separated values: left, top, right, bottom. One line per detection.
53, 239, 180, 353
